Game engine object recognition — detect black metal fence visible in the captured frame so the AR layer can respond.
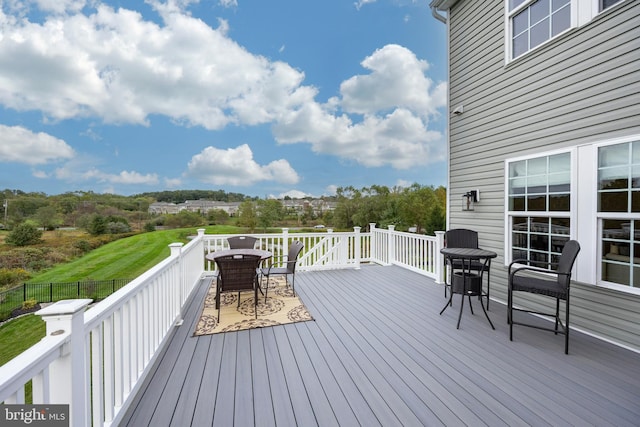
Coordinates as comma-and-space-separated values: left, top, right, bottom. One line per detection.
0, 279, 131, 322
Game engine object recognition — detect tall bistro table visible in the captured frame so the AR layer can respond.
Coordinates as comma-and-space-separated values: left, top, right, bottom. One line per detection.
205, 248, 273, 293
439, 247, 497, 329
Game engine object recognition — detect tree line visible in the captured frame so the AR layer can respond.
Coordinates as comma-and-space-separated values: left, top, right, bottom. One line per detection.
234, 184, 446, 234
0, 185, 445, 288
1, 185, 446, 235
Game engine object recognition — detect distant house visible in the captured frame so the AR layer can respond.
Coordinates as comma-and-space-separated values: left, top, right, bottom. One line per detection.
148, 200, 241, 216
430, 0, 640, 350
148, 202, 180, 215
149, 198, 337, 217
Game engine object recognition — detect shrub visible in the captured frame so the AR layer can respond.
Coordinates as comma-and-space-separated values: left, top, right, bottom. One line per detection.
87, 214, 107, 235
21, 299, 38, 310
5, 223, 43, 246
0, 268, 30, 289
105, 221, 131, 234
74, 240, 92, 254
143, 222, 156, 232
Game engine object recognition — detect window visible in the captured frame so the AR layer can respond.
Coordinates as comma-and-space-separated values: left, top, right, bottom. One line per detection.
509, 0, 571, 59
601, 0, 623, 11
508, 152, 572, 266
599, 141, 640, 287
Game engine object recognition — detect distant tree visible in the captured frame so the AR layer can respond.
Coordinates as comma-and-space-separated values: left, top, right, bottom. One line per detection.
257, 199, 283, 231
352, 185, 391, 228
164, 211, 205, 228
87, 214, 107, 235
237, 201, 258, 231
398, 184, 446, 235
105, 221, 131, 234
34, 205, 61, 230
425, 203, 446, 235
333, 186, 360, 229
5, 223, 43, 246
207, 209, 230, 225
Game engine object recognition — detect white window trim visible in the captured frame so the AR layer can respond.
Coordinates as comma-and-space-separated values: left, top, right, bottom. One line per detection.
503, 147, 578, 267
504, 0, 628, 64
504, 135, 640, 297
593, 135, 640, 295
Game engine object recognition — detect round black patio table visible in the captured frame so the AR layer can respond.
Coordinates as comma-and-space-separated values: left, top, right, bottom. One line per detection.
205, 248, 272, 261
439, 247, 497, 330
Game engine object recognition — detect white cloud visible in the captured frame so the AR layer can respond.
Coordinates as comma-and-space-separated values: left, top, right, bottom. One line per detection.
164, 177, 182, 188
32, 0, 87, 14
52, 161, 159, 186
0, 124, 75, 165
340, 44, 445, 120
354, 0, 376, 11
274, 105, 444, 169
272, 44, 447, 169
187, 144, 300, 186
0, 6, 446, 173
324, 185, 338, 196
395, 179, 412, 189
219, 0, 238, 7
0, 5, 310, 129
271, 189, 313, 199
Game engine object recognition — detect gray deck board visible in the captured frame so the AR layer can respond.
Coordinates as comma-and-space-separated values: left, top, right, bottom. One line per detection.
120, 265, 640, 427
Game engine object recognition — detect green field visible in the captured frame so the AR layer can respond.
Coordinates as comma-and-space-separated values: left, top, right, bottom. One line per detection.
0, 225, 245, 367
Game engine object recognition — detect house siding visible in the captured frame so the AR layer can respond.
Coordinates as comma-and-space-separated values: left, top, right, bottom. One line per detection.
445, 0, 640, 350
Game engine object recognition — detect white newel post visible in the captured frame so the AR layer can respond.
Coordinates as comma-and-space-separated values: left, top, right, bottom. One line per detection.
435, 231, 445, 284
170, 242, 185, 325
353, 226, 361, 269
37, 299, 92, 427
282, 228, 289, 263
369, 223, 377, 261
387, 225, 396, 265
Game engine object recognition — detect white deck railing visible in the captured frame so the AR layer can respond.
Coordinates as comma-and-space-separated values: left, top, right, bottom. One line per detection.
0, 226, 444, 426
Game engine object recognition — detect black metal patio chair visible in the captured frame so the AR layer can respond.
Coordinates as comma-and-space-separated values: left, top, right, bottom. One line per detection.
508, 240, 581, 354
214, 254, 262, 322
259, 241, 304, 301
227, 235, 258, 249
444, 229, 492, 308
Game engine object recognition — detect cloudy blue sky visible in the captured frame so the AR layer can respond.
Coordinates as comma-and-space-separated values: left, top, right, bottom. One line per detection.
0, 0, 447, 198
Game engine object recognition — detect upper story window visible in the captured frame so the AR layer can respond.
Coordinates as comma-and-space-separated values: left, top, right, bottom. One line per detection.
509, 0, 571, 59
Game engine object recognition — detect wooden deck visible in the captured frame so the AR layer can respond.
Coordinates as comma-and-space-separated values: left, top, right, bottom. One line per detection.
120, 265, 640, 426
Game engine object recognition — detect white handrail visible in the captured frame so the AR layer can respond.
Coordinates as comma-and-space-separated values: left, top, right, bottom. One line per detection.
0, 226, 444, 426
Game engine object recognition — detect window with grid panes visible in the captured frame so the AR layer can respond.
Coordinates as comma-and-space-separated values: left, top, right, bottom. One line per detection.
508, 152, 572, 267
599, 141, 640, 287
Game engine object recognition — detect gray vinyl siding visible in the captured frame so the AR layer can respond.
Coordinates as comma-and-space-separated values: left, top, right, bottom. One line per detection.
445, 0, 640, 350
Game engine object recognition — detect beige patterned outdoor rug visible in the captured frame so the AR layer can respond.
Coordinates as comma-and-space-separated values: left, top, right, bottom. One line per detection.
193, 276, 313, 336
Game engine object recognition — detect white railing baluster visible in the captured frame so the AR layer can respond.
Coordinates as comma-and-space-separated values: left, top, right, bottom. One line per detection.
91, 324, 104, 426
103, 318, 114, 423
31, 368, 48, 403
113, 308, 123, 409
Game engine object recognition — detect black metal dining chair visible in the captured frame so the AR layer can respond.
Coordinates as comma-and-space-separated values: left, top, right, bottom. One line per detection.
227, 235, 258, 249
508, 240, 581, 354
214, 254, 262, 321
444, 229, 491, 308
259, 241, 303, 301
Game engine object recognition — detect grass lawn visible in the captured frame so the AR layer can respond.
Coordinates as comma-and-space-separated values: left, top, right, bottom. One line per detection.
0, 315, 46, 366
0, 225, 248, 367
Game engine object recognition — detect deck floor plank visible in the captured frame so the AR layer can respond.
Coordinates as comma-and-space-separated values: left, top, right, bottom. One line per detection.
119, 265, 640, 427
249, 330, 277, 427
261, 327, 298, 427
